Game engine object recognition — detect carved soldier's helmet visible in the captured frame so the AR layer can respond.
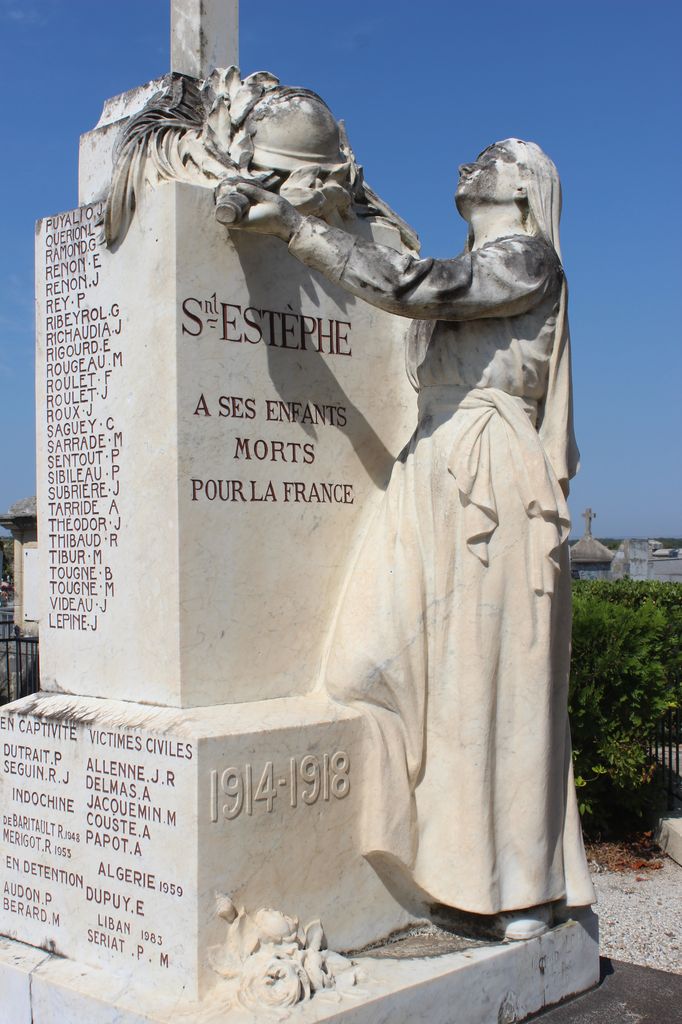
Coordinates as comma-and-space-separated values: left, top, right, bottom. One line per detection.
246, 88, 344, 172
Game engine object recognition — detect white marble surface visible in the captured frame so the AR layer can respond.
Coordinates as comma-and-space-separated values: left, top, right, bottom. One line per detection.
35, 181, 416, 707
0, 692, 412, 1001
79, 0, 239, 203
0, 913, 599, 1023
656, 814, 682, 866
238, 141, 596, 923
79, 77, 168, 205
0, 939, 51, 1024
171, 0, 238, 79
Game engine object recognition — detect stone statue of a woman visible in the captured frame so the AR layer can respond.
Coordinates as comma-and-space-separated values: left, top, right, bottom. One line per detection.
222, 139, 596, 940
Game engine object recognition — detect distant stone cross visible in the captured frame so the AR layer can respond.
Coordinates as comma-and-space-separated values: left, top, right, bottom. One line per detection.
171, 0, 239, 79
582, 507, 595, 538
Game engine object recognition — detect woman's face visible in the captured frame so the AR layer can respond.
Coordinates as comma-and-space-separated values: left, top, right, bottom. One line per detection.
455, 144, 526, 215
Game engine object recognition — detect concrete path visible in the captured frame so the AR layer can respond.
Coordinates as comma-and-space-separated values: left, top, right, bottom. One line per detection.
529, 958, 682, 1023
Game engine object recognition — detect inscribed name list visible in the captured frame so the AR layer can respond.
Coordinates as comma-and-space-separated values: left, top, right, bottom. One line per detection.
36, 183, 415, 706
41, 202, 121, 635
0, 708, 194, 996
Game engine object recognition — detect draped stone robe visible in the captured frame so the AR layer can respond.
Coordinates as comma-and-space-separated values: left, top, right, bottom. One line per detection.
288, 219, 596, 915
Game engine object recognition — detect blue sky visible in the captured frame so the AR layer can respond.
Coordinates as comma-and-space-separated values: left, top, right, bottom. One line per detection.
1, 0, 680, 537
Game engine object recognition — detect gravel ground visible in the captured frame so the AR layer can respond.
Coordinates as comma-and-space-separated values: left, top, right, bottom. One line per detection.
590, 855, 682, 974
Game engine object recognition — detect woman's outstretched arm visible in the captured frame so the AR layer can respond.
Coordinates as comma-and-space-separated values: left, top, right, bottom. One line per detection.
218, 181, 560, 322
288, 217, 561, 322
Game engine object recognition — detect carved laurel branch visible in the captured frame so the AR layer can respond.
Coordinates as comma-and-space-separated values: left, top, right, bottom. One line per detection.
103, 69, 269, 248
102, 66, 419, 252
208, 895, 361, 1015
201, 66, 280, 171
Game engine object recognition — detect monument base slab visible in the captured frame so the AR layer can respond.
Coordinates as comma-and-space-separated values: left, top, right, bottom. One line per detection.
0, 914, 599, 1023
0, 692, 412, 1001
656, 814, 682, 866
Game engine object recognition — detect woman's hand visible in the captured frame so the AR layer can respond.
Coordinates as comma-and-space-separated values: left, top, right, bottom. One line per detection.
215, 180, 303, 242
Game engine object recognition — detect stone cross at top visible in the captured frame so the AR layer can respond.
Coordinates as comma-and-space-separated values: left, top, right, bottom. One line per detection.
582, 507, 595, 537
171, 0, 238, 80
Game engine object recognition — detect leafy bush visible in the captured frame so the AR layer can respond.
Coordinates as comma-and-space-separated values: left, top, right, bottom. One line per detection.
576, 579, 682, 703
569, 580, 680, 837
0, 538, 13, 582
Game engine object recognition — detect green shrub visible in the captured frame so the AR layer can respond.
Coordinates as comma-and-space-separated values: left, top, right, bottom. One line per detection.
569, 580, 679, 837
0, 538, 13, 582
575, 579, 682, 698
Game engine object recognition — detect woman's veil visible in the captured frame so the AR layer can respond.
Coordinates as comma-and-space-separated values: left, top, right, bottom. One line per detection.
406, 138, 579, 494
505, 138, 579, 495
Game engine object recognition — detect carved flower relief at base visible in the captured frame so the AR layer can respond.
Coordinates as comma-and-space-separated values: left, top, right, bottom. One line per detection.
207, 896, 362, 1016
237, 948, 310, 1011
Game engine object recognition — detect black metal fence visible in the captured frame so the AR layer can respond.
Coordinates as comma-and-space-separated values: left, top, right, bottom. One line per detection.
0, 616, 16, 640
648, 706, 681, 811
0, 626, 40, 705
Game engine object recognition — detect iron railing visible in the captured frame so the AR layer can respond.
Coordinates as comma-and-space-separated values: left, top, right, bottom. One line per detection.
648, 706, 681, 811
0, 627, 40, 705
0, 608, 15, 640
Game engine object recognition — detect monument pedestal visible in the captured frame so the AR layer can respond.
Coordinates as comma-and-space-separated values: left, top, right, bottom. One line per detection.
0, 692, 413, 1002
35, 182, 415, 709
6, 30, 602, 1020
0, 914, 599, 1023
0, 692, 600, 1021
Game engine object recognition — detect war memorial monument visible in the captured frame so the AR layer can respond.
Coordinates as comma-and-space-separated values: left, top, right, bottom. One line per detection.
0, 2, 599, 1020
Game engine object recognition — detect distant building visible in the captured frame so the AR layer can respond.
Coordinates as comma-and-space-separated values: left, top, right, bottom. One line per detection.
0, 495, 38, 634
570, 508, 682, 583
609, 538, 649, 580
649, 542, 682, 582
611, 539, 682, 583
570, 508, 614, 579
